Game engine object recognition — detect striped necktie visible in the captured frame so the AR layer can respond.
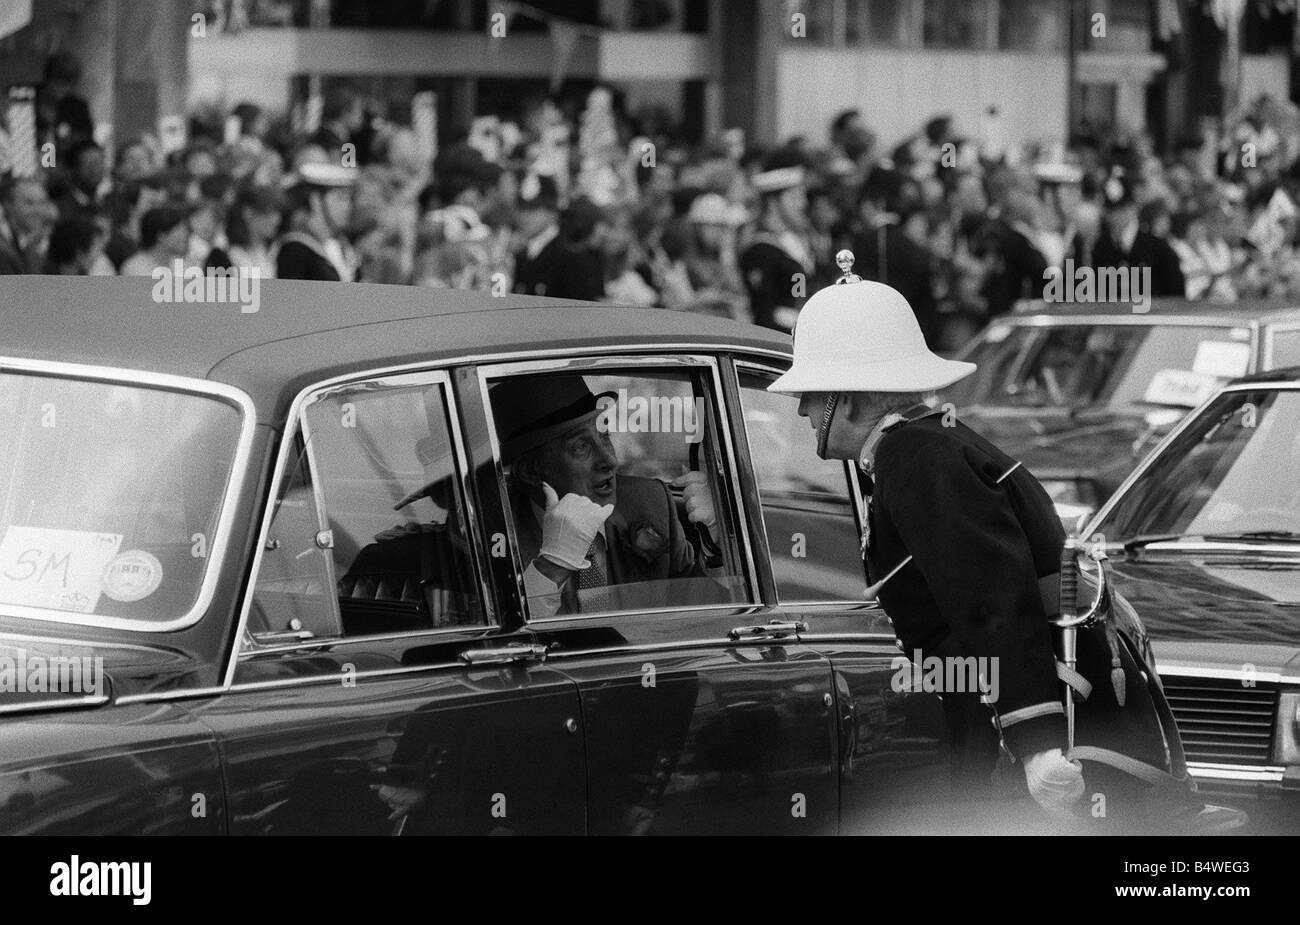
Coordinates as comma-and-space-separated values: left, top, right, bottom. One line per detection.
576, 534, 612, 613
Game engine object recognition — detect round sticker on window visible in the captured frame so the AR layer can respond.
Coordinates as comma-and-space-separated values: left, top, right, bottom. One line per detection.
101, 550, 163, 603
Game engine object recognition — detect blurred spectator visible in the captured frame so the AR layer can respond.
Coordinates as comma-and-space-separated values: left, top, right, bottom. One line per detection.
35, 52, 94, 157
45, 215, 106, 275
1094, 180, 1186, 298
121, 206, 190, 276
277, 164, 359, 282
0, 176, 56, 275
225, 184, 283, 278
847, 166, 940, 344
512, 173, 562, 297
51, 139, 107, 219
739, 148, 813, 331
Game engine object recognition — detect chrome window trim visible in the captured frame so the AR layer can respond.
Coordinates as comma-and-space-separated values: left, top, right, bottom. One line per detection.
1005, 315, 1258, 330
734, 359, 871, 606
1083, 381, 1300, 541
0, 356, 257, 634
227, 368, 494, 686
0, 694, 110, 715
114, 685, 228, 705
239, 624, 491, 658
1186, 762, 1286, 784
476, 353, 763, 623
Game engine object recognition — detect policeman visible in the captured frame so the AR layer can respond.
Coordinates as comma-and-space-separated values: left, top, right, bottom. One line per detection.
767, 256, 1245, 830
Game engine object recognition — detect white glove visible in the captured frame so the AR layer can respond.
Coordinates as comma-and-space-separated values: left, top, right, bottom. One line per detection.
670, 469, 716, 532
538, 481, 614, 571
1023, 747, 1085, 817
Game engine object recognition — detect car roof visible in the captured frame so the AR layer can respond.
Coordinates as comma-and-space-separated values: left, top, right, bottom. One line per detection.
1231, 364, 1300, 385
1010, 297, 1300, 322
1, 276, 791, 422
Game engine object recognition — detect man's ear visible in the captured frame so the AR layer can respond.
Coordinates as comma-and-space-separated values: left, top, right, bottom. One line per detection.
512, 453, 543, 488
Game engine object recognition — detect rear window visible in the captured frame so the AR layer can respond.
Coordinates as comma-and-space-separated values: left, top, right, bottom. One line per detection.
0, 372, 244, 626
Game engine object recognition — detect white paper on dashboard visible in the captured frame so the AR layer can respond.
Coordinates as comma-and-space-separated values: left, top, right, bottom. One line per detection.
1143, 368, 1219, 408
1191, 340, 1251, 379
0, 526, 124, 613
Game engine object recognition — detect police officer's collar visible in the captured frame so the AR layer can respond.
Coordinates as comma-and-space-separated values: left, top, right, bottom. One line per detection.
858, 402, 940, 476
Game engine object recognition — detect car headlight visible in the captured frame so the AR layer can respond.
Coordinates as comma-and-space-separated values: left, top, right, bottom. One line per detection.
1276, 691, 1300, 765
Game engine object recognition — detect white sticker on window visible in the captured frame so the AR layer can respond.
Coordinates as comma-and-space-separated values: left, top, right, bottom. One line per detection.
1143, 369, 1219, 408
1192, 340, 1251, 379
101, 550, 164, 603
0, 527, 123, 613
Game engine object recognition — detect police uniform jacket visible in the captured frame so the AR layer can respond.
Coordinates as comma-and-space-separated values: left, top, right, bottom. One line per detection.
865, 412, 1068, 759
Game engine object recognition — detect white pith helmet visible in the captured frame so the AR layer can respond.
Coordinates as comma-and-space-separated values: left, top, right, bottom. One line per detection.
768, 253, 976, 394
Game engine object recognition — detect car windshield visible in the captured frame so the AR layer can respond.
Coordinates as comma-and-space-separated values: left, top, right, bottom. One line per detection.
1094, 389, 1300, 542
0, 372, 244, 625
945, 322, 1253, 413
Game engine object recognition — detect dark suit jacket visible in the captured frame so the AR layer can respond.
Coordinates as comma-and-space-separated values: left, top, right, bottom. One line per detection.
514, 236, 604, 301
512, 475, 706, 614
276, 238, 342, 282
850, 221, 939, 347
1093, 230, 1186, 298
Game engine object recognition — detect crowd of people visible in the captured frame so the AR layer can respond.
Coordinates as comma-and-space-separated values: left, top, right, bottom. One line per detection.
3, 52, 1300, 350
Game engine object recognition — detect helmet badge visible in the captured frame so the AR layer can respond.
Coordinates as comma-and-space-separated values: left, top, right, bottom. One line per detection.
834, 249, 863, 285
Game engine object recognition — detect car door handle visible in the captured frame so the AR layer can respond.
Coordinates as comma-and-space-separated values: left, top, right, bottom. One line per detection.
458, 643, 550, 666
728, 620, 808, 641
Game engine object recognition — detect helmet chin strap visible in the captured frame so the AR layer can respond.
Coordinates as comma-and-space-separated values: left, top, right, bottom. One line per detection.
816, 392, 840, 458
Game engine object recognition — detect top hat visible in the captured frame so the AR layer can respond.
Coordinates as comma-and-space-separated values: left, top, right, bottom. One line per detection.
491, 376, 618, 463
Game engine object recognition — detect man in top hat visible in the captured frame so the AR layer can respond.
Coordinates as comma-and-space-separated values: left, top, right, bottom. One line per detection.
739, 148, 814, 331
491, 376, 717, 616
276, 162, 359, 281
767, 260, 1241, 830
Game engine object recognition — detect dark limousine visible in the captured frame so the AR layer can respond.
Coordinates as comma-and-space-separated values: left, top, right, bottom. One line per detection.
0, 275, 1174, 835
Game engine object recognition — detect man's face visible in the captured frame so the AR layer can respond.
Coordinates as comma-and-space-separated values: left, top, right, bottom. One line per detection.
160, 221, 190, 258
321, 188, 352, 231
777, 185, 808, 229
6, 180, 53, 238
75, 149, 106, 191
538, 419, 619, 504
796, 391, 873, 461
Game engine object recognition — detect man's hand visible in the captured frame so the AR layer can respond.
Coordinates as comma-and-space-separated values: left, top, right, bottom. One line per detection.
671, 469, 716, 534
538, 481, 614, 571
1023, 747, 1085, 817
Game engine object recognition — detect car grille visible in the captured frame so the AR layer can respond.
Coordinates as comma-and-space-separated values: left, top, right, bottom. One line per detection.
1162, 677, 1278, 765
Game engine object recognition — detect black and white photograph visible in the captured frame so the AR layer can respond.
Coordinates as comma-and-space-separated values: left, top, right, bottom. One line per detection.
0, 0, 1298, 895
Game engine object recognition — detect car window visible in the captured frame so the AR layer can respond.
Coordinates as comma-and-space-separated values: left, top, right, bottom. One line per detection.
0, 372, 243, 626
484, 365, 750, 618
737, 369, 865, 602
946, 323, 1251, 412
1271, 330, 1300, 369
1096, 389, 1300, 540
248, 373, 484, 643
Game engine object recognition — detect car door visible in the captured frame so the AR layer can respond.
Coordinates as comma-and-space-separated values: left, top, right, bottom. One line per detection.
193, 368, 586, 835
476, 354, 839, 835
733, 360, 955, 835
